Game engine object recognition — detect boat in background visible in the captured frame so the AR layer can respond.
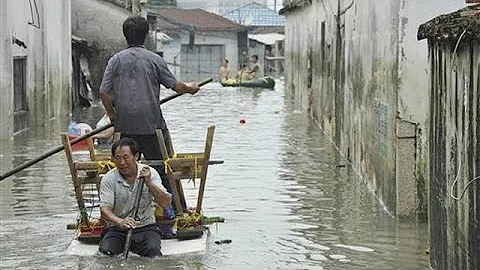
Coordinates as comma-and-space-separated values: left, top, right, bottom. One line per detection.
221, 76, 275, 89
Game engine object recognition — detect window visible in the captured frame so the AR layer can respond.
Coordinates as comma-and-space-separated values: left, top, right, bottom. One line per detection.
13, 57, 28, 133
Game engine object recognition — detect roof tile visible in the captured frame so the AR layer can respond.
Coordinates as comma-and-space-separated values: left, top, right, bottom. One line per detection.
150, 8, 247, 32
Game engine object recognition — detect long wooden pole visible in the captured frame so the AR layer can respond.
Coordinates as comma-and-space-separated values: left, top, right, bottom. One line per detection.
123, 177, 145, 260
0, 78, 213, 181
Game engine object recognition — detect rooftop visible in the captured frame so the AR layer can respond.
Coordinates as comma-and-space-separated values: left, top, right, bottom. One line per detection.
417, 4, 480, 42
150, 8, 247, 32
223, 2, 285, 27
249, 33, 284, 45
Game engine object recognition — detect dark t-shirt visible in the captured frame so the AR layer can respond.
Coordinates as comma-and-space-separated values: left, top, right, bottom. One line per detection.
100, 46, 176, 135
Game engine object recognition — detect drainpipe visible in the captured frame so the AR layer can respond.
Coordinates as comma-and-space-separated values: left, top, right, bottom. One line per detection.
334, 0, 343, 146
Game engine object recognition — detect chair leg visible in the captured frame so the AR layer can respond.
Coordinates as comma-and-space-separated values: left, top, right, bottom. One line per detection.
168, 174, 183, 215
196, 126, 215, 214
176, 180, 187, 211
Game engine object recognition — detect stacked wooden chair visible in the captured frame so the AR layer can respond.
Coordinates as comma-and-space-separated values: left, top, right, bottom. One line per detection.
62, 125, 219, 240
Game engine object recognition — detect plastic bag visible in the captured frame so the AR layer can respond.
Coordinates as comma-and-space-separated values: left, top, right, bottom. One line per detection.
95, 114, 113, 139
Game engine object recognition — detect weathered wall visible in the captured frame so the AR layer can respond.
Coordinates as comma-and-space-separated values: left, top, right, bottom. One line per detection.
72, 0, 130, 94
0, 0, 71, 140
428, 41, 480, 270
0, 1, 14, 141
44, 1, 73, 121
282, 0, 464, 217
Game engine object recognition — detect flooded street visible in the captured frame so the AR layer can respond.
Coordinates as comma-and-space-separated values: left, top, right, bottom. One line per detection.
0, 81, 429, 269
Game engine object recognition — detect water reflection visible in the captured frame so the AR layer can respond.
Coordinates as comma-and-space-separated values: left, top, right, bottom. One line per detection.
0, 81, 428, 269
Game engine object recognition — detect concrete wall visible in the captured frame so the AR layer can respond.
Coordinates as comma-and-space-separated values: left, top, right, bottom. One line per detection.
282, 0, 465, 218
428, 40, 480, 270
0, 1, 14, 141
0, 0, 71, 140
162, 31, 240, 80
72, 0, 130, 94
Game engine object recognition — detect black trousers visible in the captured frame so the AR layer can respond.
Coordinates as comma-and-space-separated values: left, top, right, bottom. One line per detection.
98, 224, 162, 257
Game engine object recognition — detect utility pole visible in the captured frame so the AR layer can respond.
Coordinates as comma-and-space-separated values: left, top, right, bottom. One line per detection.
274, 0, 277, 12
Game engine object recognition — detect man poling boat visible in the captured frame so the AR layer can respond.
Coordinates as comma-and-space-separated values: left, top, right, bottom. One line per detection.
64, 14, 224, 259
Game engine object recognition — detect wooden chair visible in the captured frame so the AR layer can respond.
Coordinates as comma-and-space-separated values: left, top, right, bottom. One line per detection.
153, 126, 216, 215
61, 134, 103, 227
112, 127, 217, 215
63, 125, 219, 223
84, 136, 111, 162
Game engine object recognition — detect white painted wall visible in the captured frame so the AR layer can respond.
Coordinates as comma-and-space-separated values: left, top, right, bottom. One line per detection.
0, 1, 14, 141
162, 31, 239, 80
283, 0, 467, 217
397, 1, 466, 123
0, 0, 71, 140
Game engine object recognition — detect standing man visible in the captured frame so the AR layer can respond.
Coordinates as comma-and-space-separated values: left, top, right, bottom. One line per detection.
100, 16, 200, 193
99, 138, 172, 257
246, 55, 261, 79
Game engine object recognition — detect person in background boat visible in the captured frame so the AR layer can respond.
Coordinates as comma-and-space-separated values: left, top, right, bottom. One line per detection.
99, 16, 200, 195
99, 138, 172, 257
218, 59, 231, 82
246, 55, 261, 80
235, 64, 251, 82
235, 55, 261, 81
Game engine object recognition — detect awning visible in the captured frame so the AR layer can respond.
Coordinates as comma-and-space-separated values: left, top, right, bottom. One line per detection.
248, 33, 285, 45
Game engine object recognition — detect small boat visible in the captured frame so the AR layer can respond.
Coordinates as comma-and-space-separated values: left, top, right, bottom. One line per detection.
62, 126, 224, 257
221, 76, 275, 89
67, 232, 209, 256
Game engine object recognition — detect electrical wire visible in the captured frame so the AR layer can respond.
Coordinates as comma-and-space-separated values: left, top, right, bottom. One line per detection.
449, 133, 480, 201
450, 29, 467, 68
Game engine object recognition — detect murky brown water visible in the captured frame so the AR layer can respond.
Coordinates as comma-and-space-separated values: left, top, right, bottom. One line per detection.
0, 81, 429, 269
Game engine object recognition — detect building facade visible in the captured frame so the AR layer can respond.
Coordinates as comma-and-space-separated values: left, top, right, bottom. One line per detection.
280, 0, 466, 219
152, 8, 248, 81
0, 0, 72, 140
178, 0, 270, 15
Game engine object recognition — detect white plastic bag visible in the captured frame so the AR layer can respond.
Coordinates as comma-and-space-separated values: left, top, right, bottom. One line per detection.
95, 114, 113, 139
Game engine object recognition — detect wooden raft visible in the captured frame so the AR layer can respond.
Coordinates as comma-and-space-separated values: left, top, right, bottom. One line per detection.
62, 126, 221, 234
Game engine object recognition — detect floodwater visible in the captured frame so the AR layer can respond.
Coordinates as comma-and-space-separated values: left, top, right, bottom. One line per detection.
0, 81, 429, 269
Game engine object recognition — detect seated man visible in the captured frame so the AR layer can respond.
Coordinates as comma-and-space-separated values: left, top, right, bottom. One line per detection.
236, 64, 252, 82
218, 59, 231, 82
98, 138, 172, 257
236, 55, 261, 81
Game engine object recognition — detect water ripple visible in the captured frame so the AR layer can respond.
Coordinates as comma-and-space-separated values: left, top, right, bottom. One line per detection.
0, 80, 429, 269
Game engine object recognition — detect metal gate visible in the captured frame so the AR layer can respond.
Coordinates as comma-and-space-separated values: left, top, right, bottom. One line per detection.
180, 45, 224, 81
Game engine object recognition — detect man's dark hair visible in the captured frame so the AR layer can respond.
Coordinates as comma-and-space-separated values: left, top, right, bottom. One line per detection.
123, 16, 149, 46
111, 137, 139, 157
252, 55, 258, 60
225, 59, 229, 63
